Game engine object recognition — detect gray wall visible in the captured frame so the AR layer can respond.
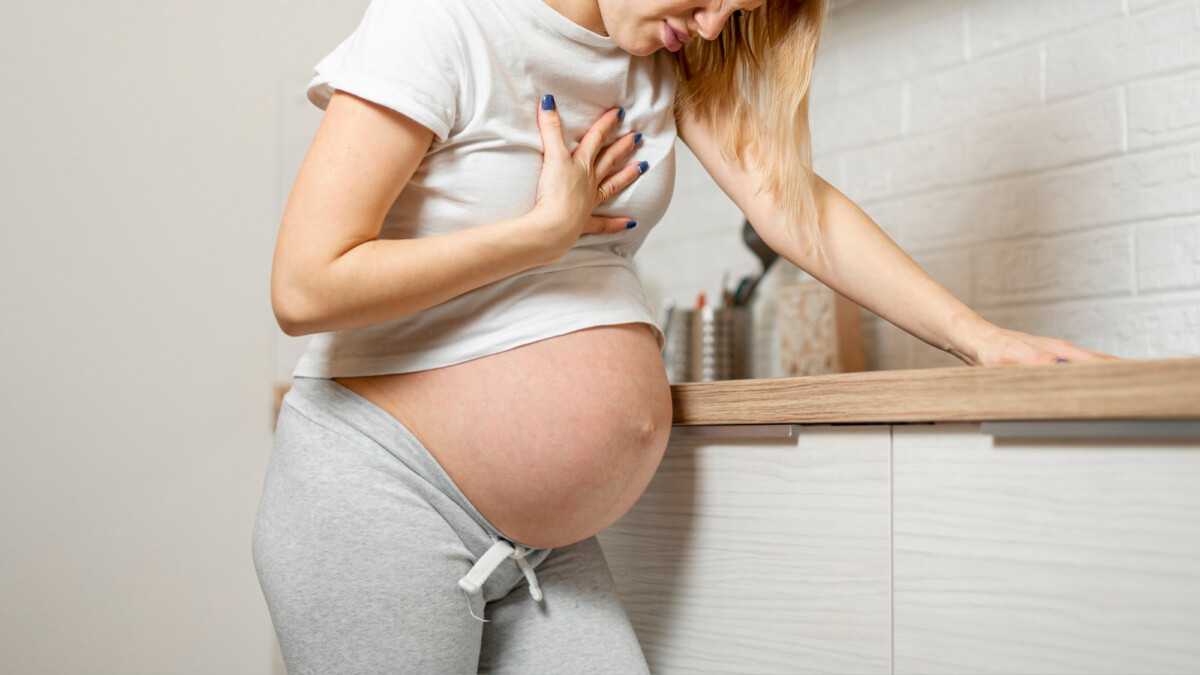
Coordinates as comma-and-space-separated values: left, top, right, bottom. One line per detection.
1, 1, 367, 672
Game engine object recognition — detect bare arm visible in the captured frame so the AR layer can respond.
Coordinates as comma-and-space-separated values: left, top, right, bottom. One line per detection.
271, 91, 644, 336
677, 112, 1116, 366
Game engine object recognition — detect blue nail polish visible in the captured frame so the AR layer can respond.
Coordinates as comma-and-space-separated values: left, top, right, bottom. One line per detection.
625, 221, 638, 229
541, 94, 556, 111
617, 107, 625, 122
637, 160, 650, 174
633, 133, 643, 146
1055, 358, 1070, 364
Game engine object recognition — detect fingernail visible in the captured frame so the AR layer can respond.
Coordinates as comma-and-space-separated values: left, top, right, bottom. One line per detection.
617, 107, 625, 122
625, 221, 638, 229
1055, 358, 1069, 364
541, 94, 556, 111
637, 160, 650, 174
633, 133, 643, 146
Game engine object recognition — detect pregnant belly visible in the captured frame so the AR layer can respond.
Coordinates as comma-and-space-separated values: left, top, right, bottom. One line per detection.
334, 323, 672, 549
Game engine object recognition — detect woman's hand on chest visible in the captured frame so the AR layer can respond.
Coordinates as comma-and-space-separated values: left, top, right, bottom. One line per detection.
522, 96, 649, 262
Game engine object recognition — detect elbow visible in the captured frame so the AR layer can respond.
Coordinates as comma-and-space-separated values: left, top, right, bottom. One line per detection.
271, 274, 324, 337
272, 292, 312, 338
274, 310, 309, 338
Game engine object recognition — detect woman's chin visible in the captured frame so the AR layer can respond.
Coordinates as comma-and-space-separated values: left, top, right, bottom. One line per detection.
614, 34, 663, 57
627, 43, 663, 57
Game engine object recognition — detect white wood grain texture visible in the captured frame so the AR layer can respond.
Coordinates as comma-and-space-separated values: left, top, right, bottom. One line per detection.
597, 426, 891, 674
892, 423, 1200, 675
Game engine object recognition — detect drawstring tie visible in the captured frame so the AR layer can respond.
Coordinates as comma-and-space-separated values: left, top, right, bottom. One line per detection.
458, 538, 543, 622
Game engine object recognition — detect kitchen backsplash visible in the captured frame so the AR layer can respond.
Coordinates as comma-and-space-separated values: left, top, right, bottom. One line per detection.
634, 0, 1200, 377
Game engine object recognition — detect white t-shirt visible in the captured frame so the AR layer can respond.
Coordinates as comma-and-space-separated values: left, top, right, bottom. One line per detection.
292, 0, 678, 378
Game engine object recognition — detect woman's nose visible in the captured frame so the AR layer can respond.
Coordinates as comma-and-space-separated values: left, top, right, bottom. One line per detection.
693, 10, 730, 40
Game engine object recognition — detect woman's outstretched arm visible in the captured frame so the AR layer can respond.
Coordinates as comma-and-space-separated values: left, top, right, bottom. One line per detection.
678, 112, 1117, 366
271, 91, 644, 337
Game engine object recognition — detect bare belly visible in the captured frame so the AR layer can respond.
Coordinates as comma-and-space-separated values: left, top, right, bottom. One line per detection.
334, 323, 673, 549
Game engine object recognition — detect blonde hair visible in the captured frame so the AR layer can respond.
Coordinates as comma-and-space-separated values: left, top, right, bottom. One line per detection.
672, 0, 829, 263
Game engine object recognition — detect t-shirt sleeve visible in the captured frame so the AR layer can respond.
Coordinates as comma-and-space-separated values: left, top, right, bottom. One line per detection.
306, 0, 463, 142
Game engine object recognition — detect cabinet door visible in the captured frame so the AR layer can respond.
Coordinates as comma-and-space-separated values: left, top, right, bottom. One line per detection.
893, 423, 1200, 674
597, 425, 892, 675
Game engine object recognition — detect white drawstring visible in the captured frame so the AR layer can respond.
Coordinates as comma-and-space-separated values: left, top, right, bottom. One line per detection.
458, 538, 544, 622
512, 549, 544, 602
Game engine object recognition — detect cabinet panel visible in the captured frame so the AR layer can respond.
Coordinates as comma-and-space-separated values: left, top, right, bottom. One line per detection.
893, 423, 1200, 674
598, 426, 891, 674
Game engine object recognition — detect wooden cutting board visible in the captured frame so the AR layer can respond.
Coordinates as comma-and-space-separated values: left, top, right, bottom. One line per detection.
776, 280, 866, 376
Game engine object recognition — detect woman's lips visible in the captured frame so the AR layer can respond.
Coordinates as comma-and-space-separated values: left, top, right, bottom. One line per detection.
661, 20, 689, 52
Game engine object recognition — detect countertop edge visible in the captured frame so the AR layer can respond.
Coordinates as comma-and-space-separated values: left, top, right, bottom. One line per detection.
669, 357, 1200, 425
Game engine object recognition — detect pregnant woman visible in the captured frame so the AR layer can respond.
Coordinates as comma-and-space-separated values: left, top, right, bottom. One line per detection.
253, 0, 1114, 672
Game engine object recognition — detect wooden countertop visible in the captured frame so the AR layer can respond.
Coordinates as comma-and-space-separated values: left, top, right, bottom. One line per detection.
671, 357, 1200, 426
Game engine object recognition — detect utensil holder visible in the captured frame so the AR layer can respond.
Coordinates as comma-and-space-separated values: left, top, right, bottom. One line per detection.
689, 306, 752, 382
662, 307, 693, 384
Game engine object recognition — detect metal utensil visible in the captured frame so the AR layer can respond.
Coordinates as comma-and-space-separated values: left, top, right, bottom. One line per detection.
660, 298, 694, 383
739, 219, 779, 306
743, 219, 778, 271
719, 270, 732, 308
733, 275, 752, 306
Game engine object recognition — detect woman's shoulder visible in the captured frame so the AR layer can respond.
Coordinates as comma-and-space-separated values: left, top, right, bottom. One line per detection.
369, 0, 516, 49
366, 0, 464, 24
370, 0, 488, 22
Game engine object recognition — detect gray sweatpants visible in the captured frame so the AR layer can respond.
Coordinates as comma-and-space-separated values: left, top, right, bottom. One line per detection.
252, 376, 650, 674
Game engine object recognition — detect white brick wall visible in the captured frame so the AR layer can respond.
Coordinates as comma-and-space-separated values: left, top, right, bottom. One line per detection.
635, 0, 1200, 376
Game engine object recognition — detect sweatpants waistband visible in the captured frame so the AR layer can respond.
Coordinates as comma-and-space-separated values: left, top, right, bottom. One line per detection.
282, 376, 553, 612
284, 376, 517, 548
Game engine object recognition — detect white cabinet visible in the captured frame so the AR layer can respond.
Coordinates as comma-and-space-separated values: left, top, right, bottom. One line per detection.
892, 423, 1200, 674
602, 422, 1200, 674
597, 425, 893, 674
